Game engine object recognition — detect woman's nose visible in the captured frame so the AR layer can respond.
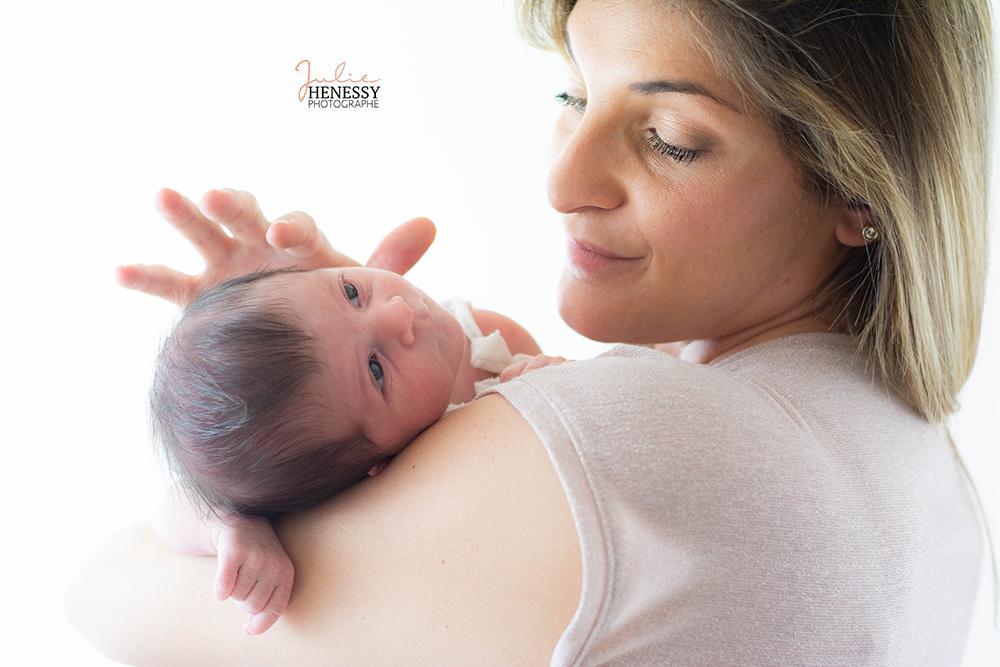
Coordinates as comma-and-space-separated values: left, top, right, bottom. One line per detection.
547, 112, 625, 214
375, 295, 416, 347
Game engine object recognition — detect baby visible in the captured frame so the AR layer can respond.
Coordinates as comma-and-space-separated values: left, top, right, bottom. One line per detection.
150, 265, 567, 634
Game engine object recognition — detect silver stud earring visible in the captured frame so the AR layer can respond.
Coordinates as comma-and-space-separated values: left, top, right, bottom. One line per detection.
848, 196, 878, 243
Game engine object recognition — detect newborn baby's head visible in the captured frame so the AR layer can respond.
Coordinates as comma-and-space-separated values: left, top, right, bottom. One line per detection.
151, 266, 468, 520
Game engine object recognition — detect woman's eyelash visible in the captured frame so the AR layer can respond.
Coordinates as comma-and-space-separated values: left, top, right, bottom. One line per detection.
554, 91, 702, 165
645, 130, 700, 165
554, 90, 587, 113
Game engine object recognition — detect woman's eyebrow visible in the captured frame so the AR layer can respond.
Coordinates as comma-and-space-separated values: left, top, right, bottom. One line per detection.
565, 33, 741, 114
629, 80, 741, 114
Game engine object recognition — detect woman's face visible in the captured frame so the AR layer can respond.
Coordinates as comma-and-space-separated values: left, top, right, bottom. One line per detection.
550, 0, 854, 348
283, 267, 467, 453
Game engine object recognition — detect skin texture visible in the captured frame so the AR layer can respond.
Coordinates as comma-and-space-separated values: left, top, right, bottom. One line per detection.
553, 0, 872, 365
115, 187, 438, 307
152, 268, 548, 638
272, 266, 543, 477
67, 0, 877, 662
68, 395, 583, 666
278, 267, 469, 455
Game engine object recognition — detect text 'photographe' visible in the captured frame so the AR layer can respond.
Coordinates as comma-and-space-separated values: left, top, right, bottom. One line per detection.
296, 59, 381, 110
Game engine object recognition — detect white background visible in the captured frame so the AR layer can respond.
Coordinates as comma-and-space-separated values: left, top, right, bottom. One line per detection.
1, 1, 997, 664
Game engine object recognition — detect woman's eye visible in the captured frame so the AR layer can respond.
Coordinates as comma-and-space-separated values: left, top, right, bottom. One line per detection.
344, 280, 361, 307
368, 353, 385, 393
555, 91, 586, 113
646, 129, 701, 165
555, 90, 701, 166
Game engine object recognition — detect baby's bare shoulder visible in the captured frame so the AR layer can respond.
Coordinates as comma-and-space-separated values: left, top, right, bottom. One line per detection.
469, 307, 543, 356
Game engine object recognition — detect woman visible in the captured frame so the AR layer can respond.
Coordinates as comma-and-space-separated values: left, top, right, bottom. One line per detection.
65, 0, 993, 664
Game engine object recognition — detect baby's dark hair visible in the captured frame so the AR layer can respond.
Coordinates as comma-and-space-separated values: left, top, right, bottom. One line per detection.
150, 267, 382, 522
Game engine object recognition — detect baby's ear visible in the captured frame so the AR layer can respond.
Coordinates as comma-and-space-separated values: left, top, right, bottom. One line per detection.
367, 458, 391, 477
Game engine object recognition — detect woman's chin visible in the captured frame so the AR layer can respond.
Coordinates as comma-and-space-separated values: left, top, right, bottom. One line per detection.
558, 272, 678, 344
557, 281, 630, 343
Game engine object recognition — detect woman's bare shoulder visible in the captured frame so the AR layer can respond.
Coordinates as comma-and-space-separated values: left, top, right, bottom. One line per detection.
274, 394, 581, 659
66, 394, 581, 666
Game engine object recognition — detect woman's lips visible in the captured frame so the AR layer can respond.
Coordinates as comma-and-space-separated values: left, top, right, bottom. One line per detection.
566, 238, 642, 277
570, 238, 638, 259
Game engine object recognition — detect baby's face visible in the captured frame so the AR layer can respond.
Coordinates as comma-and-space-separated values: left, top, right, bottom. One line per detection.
278, 267, 467, 454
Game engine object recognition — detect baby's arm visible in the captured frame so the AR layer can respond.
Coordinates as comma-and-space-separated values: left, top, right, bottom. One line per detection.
152, 483, 294, 635
152, 482, 225, 556
654, 341, 687, 358
468, 308, 573, 381
470, 308, 543, 357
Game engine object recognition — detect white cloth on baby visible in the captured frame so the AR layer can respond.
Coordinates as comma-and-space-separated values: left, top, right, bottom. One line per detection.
442, 298, 534, 414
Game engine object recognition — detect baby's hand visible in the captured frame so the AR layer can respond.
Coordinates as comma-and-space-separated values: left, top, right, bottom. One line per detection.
498, 354, 570, 382
211, 514, 295, 635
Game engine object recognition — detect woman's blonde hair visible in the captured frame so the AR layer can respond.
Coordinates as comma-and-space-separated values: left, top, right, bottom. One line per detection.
515, 0, 996, 628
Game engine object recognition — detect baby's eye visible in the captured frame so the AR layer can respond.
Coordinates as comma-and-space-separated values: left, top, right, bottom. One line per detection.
343, 280, 361, 307
368, 353, 385, 392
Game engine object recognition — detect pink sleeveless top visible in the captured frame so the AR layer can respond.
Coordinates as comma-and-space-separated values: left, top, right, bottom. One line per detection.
479, 335, 984, 666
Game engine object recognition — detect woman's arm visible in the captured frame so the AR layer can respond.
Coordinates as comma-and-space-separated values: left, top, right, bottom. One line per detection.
64, 395, 582, 665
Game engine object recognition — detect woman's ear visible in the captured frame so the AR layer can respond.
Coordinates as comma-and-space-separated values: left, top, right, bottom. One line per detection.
833, 196, 877, 247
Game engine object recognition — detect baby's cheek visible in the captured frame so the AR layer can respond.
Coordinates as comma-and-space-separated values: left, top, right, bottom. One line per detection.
391, 380, 451, 447
419, 360, 455, 401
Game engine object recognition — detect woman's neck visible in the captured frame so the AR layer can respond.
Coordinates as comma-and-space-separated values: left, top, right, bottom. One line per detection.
682, 312, 840, 365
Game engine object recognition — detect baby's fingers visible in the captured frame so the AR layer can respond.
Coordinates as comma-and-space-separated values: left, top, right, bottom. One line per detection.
243, 584, 291, 635
239, 578, 276, 615
526, 355, 567, 370
228, 566, 258, 602
266, 211, 359, 265
266, 212, 322, 255
199, 188, 270, 246
213, 559, 239, 601
499, 359, 531, 383
500, 355, 569, 382
115, 263, 198, 306
365, 216, 437, 276
155, 187, 234, 267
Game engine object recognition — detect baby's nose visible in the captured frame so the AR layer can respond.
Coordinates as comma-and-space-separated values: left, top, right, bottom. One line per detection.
378, 295, 415, 347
